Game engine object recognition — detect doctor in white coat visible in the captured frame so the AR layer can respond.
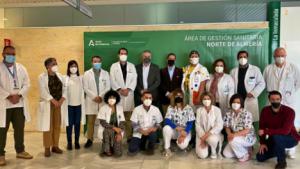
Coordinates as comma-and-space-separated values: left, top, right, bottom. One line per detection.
83, 55, 110, 148
182, 50, 210, 109
263, 47, 300, 159
230, 50, 265, 122
206, 59, 235, 116
0, 46, 32, 166
110, 48, 137, 141
37, 57, 67, 157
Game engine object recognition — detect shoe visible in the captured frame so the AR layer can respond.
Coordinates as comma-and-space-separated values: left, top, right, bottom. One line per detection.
16, 151, 33, 159
127, 151, 137, 156
0, 156, 6, 166
75, 142, 80, 149
163, 149, 173, 158
84, 139, 93, 148
210, 153, 217, 159
52, 147, 63, 154
238, 153, 250, 162
44, 148, 51, 157
145, 149, 154, 155
67, 143, 72, 150
275, 161, 287, 169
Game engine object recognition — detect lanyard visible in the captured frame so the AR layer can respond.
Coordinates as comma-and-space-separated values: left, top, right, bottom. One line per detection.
5, 64, 19, 89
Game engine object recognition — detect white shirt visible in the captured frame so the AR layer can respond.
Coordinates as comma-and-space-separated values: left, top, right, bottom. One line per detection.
67, 75, 82, 106
6, 65, 23, 109
142, 64, 150, 89
130, 104, 163, 138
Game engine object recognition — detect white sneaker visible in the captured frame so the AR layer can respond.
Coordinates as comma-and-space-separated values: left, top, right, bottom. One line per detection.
210, 154, 217, 159
286, 147, 296, 159
238, 153, 250, 162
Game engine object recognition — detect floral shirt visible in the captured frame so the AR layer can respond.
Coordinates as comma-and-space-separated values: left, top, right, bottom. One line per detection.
165, 105, 195, 127
224, 109, 256, 144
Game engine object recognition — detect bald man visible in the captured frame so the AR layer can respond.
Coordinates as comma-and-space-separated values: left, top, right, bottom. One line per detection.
263, 47, 300, 159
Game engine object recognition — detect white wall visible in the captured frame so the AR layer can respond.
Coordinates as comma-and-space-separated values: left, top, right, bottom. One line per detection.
281, 6, 300, 127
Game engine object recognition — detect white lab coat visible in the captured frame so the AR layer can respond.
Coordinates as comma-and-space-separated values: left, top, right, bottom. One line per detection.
37, 72, 67, 131
206, 74, 235, 116
62, 75, 86, 127
263, 62, 300, 107
0, 62, 31, 128
230, 64, 266, 122
182, 63, 210, 106
97, 104, 125, 141
110, 62, 137, 112
83, 68, 111, 116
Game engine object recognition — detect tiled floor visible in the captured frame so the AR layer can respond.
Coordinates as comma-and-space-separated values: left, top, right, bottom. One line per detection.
1, 132, 300, 169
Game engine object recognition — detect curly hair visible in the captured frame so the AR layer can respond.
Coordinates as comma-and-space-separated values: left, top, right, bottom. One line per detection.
103, 90, 121, 105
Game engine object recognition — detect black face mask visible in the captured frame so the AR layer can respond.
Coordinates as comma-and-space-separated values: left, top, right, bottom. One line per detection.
167, 60, 175, 66
271, 102, 281, 109
175, 97, 183, 104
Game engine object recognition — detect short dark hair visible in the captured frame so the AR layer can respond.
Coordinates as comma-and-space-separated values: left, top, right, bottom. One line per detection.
189, 50, 200, 58
118, 48, 128, 54
44, 57, 56, 68
237, 50, 249, 59
268, 90, 282, 99
212, 58, 228, 73
167, 53, 176, 59
104, 90, 121, 105
91, 55, 102, 61
2, 46, 15, 52
142, 90, 152, 97
229, 94, 245, 108
67, 60, 80, 76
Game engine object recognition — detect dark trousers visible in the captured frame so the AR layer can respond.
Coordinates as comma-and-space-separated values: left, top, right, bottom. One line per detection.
256, 135, 298, 162
66, 105, 81, 144
128, 132, 157, 153
0, 108, 25, 156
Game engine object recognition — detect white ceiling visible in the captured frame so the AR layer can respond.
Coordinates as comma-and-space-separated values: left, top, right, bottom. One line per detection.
0, 0, 229, 7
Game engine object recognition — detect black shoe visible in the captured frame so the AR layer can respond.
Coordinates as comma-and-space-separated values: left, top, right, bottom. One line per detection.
275, 161, 287, 169
75, 142, 80, 149
84, 139, 93, 148
127, 151, 137, 156
145, 149, 154, 155
67, 143, 72, 150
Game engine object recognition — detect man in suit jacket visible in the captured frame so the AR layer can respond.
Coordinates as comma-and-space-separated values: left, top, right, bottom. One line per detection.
159, 53, 183, 114
135, 50, 161, 106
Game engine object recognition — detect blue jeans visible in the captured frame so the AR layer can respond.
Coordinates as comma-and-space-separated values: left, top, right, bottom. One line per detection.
66, 105, 81, 144
256, 135, 298, 162
128, 132, 157, 153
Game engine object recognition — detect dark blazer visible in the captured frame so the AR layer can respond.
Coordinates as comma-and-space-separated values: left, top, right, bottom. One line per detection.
159, 67, 183, 105
135, 63, 161, 105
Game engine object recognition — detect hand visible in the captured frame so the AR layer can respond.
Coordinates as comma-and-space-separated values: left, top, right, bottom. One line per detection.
180, 130, 187, 137
167, 92, 173, 99
58, 97, 65, 106
93, 96, 102, 103
149, 127, 158, 133
199, 140, 207, 149
175, 127, 184, 132
259, 144, 268, 154
50, 99, 60, 108
247, 93, 254, 98
140, 89, 145, 95
7, 94, 21, 104
123, 89, 129, 96
228, 133, 235, 142
178, 135, 186, 144
115, 133, 122, 142
113, 127, 122, 134
258, 129, 264, 136
139, 129, 150, 136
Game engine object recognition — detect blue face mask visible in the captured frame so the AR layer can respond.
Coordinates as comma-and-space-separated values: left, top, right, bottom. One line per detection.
93, 63, 102, 70
5, 55, 16, 64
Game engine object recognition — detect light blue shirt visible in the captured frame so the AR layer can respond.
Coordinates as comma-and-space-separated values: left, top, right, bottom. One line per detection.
168, 66, 175, 80
143, 64, 150, 89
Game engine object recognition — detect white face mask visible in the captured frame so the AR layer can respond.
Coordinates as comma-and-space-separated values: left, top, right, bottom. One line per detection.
232, 103, 241, 111
215, 66, 224, 73
70, 67, 78, 74
190, 57, 199, 65
239, 58, 248, 66
202, 100, 211, 107
143, 99, 152, 107
275, 57, 285, 65
51, 65, 58, 73
119, 55, 127, 62
108, 98, 116, 106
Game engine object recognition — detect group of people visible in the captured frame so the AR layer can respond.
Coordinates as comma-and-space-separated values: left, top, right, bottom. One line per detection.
0, 45, 299, 169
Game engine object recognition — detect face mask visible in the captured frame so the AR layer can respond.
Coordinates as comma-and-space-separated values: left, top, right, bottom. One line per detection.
190, 57, 199, 65
108, 98, 116, 106
51, 65, 58, 73
271, 102, 281, 109
143, 58, 151, 64
93, 63, 101, 70
5, 55, 16, 64
143, 99, 152, 107
70, 67, 78, 74
174, 97, 183, 104
215, 66, 224, 73
239, 58, 248, 66
119, 55, 127, 62
232, 103, 241, 111
167, 60, 175, 66
202, 100, 211, 107
275, 57, 285, 65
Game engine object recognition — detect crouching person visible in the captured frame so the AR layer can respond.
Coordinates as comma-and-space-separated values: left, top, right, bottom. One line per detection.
128, 91, 163, 156
162, 89, 195, 157
98, 90, 125, 157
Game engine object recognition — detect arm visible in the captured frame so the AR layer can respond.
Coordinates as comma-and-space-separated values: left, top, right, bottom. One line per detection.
250, 68, 266, 98
165, 118, 177, 129
83, 73, 97, 99
39, 75, 53, 101
17, 65, 30, 97
148, 66, 161, 92
209, 110, 224, 135
110, 65, 121, 91
127, 65, 137, 91
100, 119, 113, 129
265, 110, 295, 136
